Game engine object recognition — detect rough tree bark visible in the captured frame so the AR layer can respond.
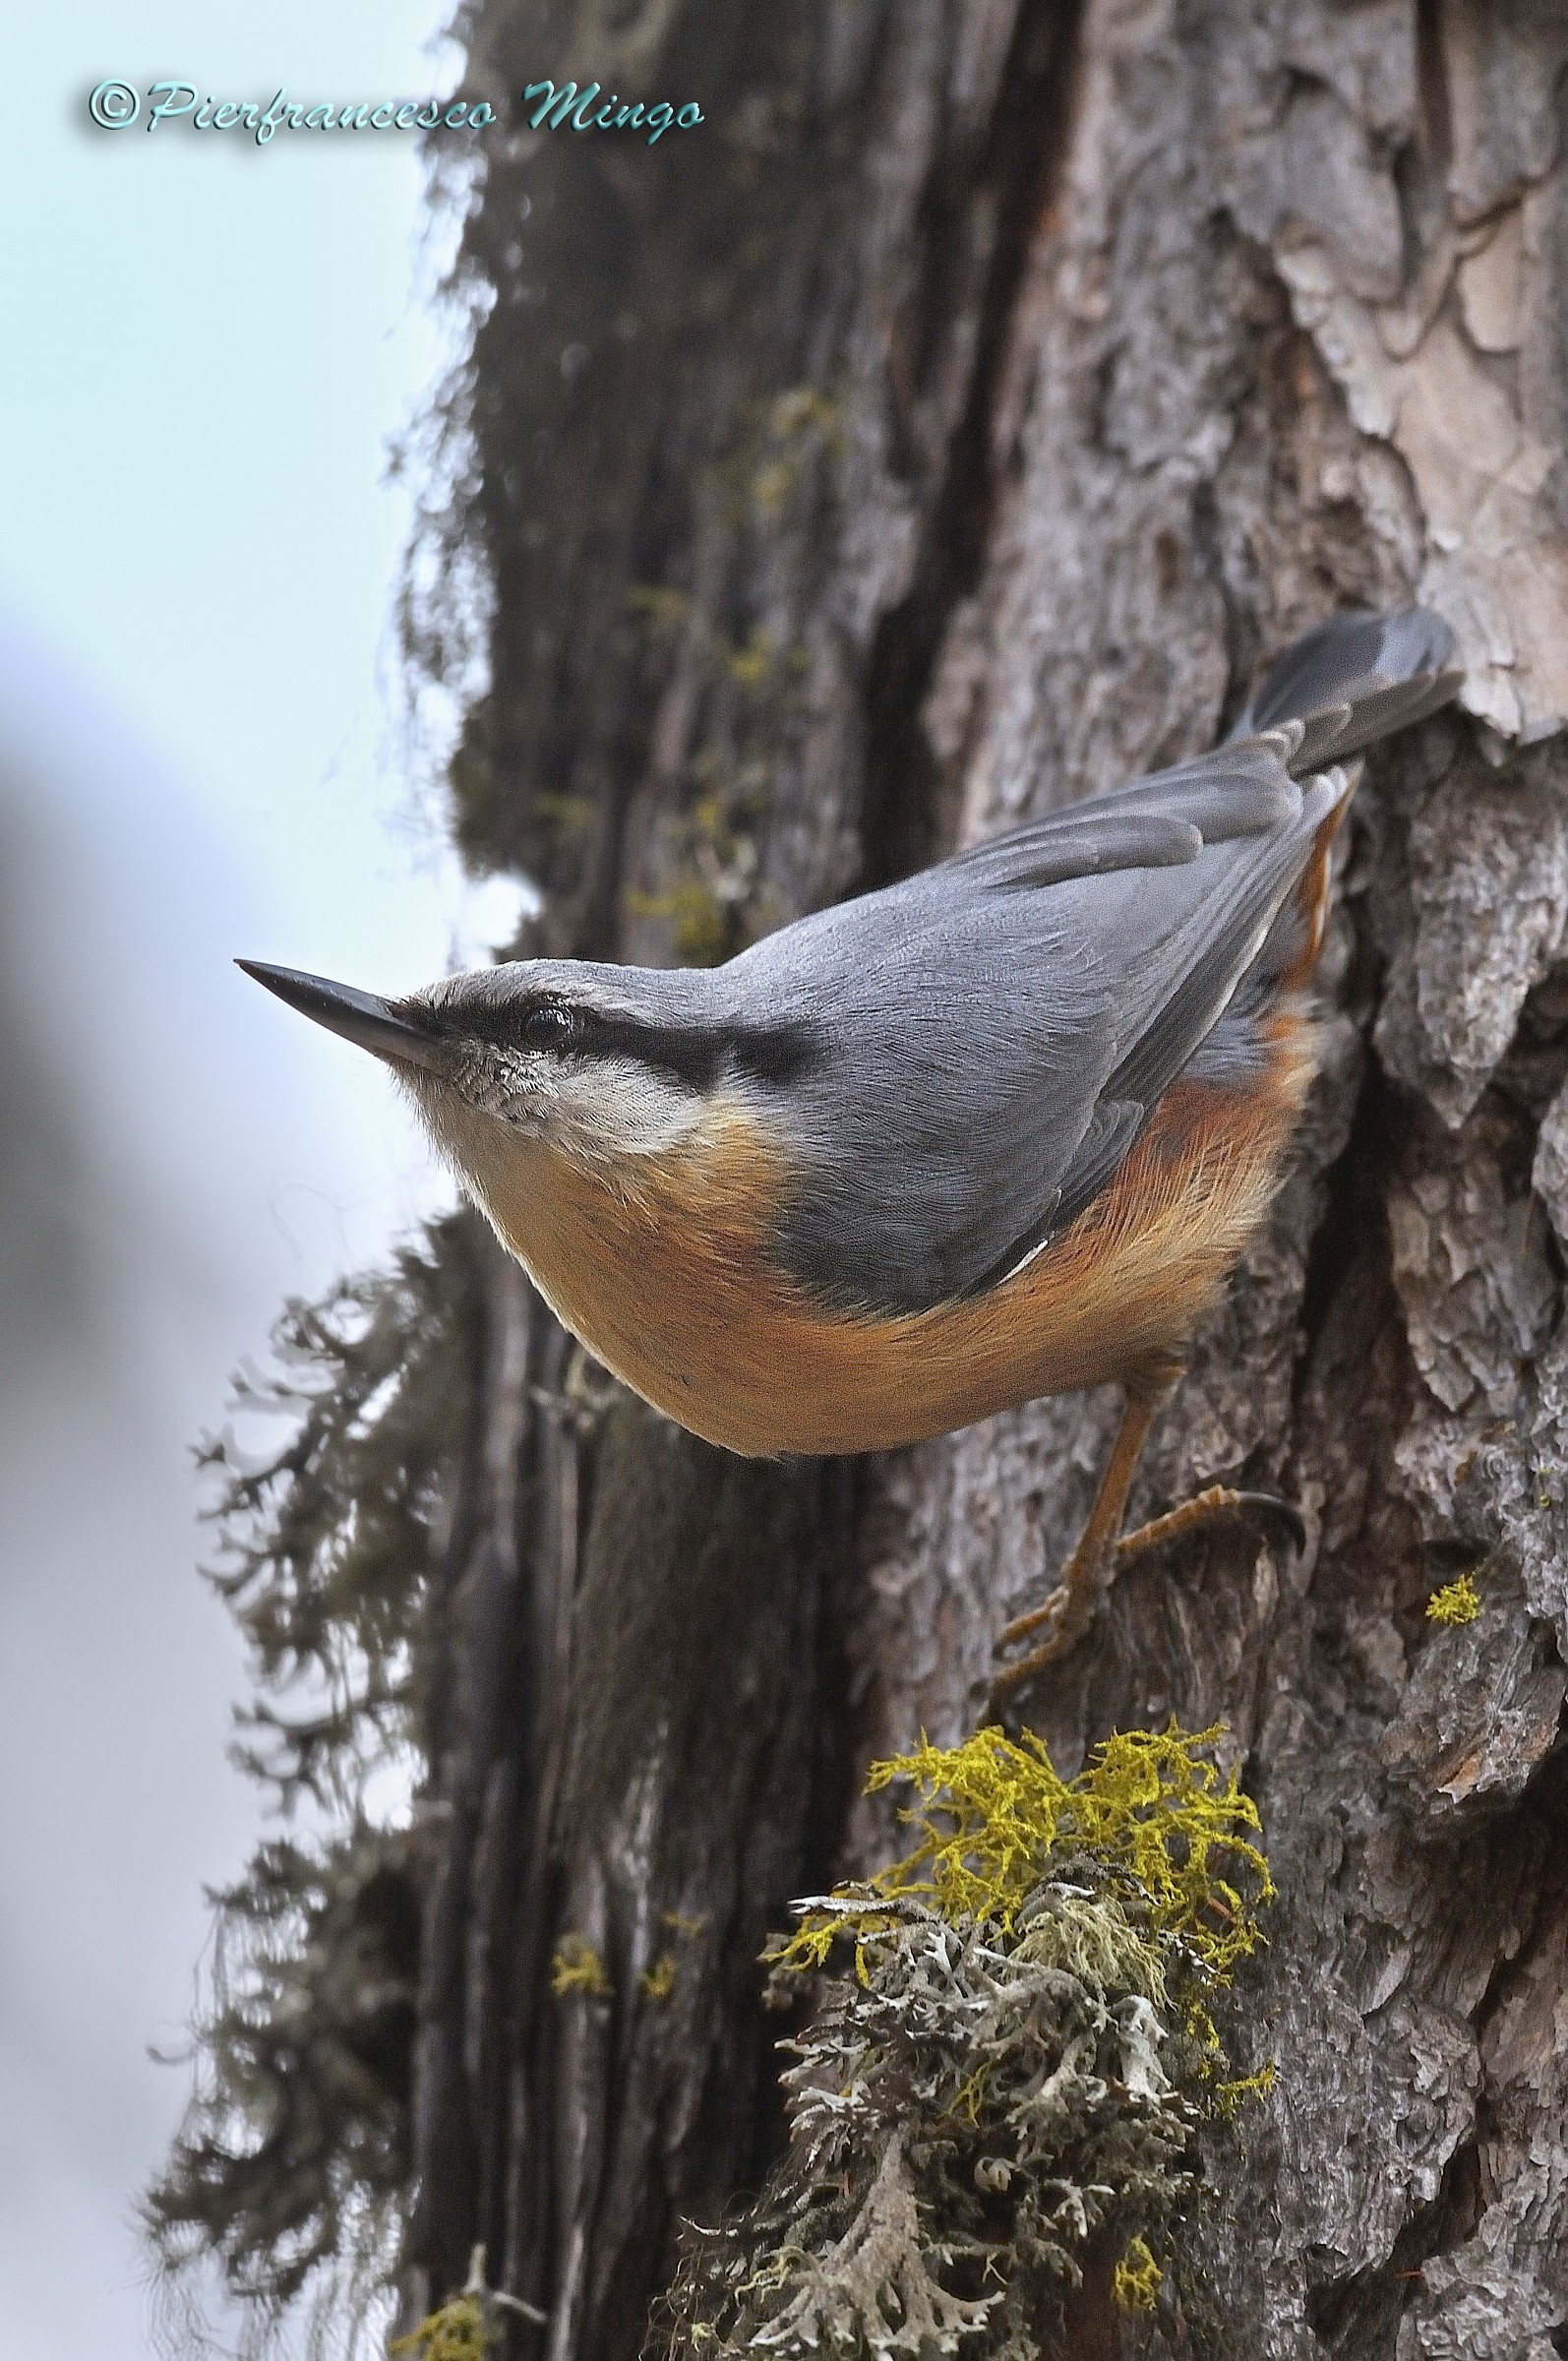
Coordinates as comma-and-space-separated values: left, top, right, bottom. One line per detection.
395, 3, 1568, 2355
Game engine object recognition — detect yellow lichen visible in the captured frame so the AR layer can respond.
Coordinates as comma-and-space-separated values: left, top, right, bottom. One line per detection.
766, 1721, 1274, 2102
627, 582, 690, 630
531, 789, 598, 833
1212, 2058, 1277, 2117
550, 1933, 611, 1999
628, 878, 733, 966
391, 2293, 490, 2361
723, 627, 775, 690
391, 2292, 490, 2361
866, 1721, 1273, 1971
392, 2247, 544, 2358
749, 388, 843, 517
1425, 1573, 1481, 1626
749, 460, 794, 519
715, 382, 845, 528
626, 778, 762, 967
768, 385, 840, 441
640, 1951, 678, 2002
1113, 2235, 1163, 2312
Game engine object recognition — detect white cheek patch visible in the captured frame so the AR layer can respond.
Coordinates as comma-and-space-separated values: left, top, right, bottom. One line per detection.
546, 1056, 705, 1163
402, 1049, 706, 1176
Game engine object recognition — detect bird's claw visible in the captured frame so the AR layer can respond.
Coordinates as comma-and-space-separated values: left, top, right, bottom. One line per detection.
1229, 1489, 1307, 1554
991, 1581, 1098, 1706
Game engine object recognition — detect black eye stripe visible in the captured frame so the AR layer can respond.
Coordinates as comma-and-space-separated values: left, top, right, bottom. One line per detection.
478, 1000, 817, 1089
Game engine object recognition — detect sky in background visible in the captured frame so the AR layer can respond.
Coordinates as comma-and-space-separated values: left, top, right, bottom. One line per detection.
0, 6, 519, 2353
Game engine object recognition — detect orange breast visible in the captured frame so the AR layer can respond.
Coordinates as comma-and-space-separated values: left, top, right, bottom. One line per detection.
452, 1016, 1316, 1457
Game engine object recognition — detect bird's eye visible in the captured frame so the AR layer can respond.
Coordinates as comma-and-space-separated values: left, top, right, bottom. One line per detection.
521, 1001, 577, 1052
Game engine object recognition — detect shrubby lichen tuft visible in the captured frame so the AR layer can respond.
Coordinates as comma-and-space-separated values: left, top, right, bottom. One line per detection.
1425, 1571, 1481, 1625
652, 1723, 1273, 2359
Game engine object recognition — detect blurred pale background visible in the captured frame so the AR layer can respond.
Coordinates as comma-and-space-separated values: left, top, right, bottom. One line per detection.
0, 5, 513, 2352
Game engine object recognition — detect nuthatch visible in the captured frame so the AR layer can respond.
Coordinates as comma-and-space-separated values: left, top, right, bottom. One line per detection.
242, 608, 1459, 1690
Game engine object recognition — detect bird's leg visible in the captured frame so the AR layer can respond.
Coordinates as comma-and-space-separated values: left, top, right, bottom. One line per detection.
992, 1371, 1176, 1701
993, 1380, 1307, 1705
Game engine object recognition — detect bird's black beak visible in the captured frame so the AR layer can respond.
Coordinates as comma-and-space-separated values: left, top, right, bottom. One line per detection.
237, 960, 453, 1074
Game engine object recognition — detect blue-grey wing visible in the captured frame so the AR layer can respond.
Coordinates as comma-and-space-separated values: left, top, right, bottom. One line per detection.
711, 603, 1458, 1315
719, 735, 1345, 1313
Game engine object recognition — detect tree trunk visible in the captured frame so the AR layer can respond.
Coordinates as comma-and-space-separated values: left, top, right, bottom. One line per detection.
396, 3, 1568, 2354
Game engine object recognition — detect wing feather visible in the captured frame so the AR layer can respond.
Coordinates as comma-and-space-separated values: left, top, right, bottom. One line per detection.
1229, 605, 1461, 769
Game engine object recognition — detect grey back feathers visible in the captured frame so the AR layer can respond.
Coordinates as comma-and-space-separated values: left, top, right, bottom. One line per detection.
433, 608, 1459, 1318
719, 741, 1343, 1309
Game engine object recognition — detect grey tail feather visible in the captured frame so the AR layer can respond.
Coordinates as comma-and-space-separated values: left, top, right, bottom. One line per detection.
1228, 605, 1463, 773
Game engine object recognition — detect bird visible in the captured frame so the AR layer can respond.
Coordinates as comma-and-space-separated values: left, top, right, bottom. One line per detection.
241, 606, 1461, 1693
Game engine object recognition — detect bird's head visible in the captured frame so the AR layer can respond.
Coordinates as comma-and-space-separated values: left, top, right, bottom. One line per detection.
237, 955, 819, 1206
237, 955, 752, 1175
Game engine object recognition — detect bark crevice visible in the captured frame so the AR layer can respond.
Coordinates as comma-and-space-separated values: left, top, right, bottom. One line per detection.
859, 0, 1088, 888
